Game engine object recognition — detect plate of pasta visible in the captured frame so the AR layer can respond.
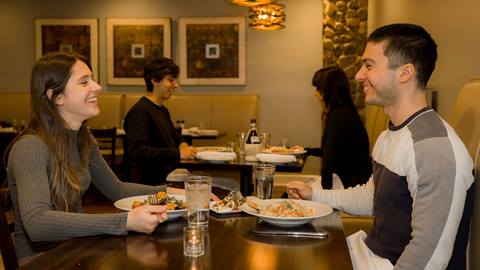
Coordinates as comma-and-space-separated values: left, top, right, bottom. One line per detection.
240, 199, 333, 227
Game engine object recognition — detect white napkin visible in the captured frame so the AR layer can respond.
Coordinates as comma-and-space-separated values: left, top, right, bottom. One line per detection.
182, 127, 218, 136
0, 127, 16, 133
196, 151, 236, 161
197, 129, 219, 136
166, 168, 190, 182
256, 153, 296, 163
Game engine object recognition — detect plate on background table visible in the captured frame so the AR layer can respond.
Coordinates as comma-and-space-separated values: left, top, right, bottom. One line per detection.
256, 153, 297, 165
196, 151, 236, 163
262, 146, 306, 155
240, 199, 333, 227
114, 194, 187, 219
196, 146, 232, 152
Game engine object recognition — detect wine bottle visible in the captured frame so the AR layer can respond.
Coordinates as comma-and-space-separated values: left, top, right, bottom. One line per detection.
246, 119, 260, 144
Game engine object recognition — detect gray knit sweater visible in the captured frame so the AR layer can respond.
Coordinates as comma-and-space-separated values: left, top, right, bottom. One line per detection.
7, 132, 165, 258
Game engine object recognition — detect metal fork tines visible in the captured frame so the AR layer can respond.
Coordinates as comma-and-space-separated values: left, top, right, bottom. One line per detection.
147, 195, 158, 205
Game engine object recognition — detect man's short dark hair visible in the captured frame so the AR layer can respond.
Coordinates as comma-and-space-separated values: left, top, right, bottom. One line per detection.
368, 23, 437, 88
144, 58, 179, 92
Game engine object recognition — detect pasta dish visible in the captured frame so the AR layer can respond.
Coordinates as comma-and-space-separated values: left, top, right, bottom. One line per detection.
260, 200, 315, 218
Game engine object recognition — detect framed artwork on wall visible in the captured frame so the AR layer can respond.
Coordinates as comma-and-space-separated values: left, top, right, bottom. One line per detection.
35, 18, 99, 80
106, 18, 171, 86
178, 17, 246, 85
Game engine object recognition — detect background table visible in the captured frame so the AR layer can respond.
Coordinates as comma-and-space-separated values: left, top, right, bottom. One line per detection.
176, 156, 305, 195
22, 211, 352, 270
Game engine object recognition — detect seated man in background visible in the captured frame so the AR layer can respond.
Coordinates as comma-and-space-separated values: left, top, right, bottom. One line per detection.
287, 23, 474, 269
124, 58, 196, 185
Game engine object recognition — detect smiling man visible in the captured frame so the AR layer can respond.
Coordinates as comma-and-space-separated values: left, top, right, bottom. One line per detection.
124, 58, 196, 185
287, 24, 474, 270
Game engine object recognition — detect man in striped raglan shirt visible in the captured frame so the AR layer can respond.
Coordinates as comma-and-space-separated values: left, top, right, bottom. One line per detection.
287, 23, 474, 270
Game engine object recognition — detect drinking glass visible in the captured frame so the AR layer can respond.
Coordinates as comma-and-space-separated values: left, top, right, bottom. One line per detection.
253, 164, 275, 199
183, 227, 204, 257
280, 137, 289, 148
226, 141, 237, 153
261, 133, 271, 150
185, 175, 212, 227
236, 132, 247, 158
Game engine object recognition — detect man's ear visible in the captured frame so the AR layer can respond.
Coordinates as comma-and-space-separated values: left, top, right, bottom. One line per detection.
398, 63, 415, 83
47, 89, 64, 105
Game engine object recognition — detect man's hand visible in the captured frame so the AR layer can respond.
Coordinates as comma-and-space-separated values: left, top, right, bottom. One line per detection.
286, 181, 313, 200
180, 146, 197, 160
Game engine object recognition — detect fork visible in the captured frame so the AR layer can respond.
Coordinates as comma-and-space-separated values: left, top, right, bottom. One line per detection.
147, 194, 159, 205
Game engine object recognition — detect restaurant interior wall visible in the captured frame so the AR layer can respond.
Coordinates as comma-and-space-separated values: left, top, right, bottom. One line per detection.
368, 0, 480, 119
0, 0, 324, 148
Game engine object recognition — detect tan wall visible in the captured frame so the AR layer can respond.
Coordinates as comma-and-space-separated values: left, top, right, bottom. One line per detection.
368, 0, 480, 119
0, 0, 324, 148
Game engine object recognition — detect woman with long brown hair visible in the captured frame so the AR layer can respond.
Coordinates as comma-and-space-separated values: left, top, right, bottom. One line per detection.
5, 52, 176, 263
305, 66, 372, 189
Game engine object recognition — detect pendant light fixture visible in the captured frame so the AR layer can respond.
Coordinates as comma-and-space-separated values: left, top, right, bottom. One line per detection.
227, 0, 273, 7
248, 2, 286, 30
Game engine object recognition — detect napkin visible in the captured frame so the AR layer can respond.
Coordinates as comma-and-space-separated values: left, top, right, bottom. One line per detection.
182, 127, 219, 136
196, 151, 236, 161
166, 168, 190, 182
256, 153, 296, 163
0, 127, 16, 133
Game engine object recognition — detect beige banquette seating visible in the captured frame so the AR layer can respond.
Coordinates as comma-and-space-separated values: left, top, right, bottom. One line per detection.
364, 104, 390, 152
448, 76, 480, 270
0, 93, 30, 127
88, 93, 124, 129
123, 94, 259, 146
0, 92, 258, 146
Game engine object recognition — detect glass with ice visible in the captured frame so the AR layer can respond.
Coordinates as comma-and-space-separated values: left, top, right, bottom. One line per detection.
185, 175, 212, 228
254, 164, 275, 199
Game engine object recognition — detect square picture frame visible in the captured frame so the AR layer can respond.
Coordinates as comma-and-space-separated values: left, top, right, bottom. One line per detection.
35, 18, 99, 80
106, 18, 171, 86
178, 17, 246, 86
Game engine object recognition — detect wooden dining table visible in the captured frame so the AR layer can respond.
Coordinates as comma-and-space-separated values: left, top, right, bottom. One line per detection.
22, 211, 352, 270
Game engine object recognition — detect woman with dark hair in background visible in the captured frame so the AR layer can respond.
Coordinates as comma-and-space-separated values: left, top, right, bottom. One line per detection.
306, 66, 372, 189
5, 52, 178, 264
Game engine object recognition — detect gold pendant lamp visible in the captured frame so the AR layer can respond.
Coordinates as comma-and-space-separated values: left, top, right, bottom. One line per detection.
248, 2, 286, 30
227, 0, 273, 7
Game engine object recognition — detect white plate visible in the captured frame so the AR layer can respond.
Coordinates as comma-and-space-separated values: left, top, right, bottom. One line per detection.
114, 194, 187, 220
209, 201, 242, 214
196, 146, 231, 152
240, 199, 333, 227
261, 148, 307, 155
256, 153, 297, 164
196, 151, 236, 163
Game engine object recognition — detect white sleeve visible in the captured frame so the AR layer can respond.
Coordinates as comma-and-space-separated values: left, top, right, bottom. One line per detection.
312, 177, 374, 216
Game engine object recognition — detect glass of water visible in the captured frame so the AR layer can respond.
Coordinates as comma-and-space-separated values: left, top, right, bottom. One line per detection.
185, 175, 212, 228
253, 164, 275, 199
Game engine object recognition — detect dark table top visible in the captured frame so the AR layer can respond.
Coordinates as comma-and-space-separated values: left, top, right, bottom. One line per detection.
22, 211, 352, 270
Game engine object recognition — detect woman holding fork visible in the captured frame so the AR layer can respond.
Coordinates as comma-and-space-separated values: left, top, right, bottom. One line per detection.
4, 52, 181, 265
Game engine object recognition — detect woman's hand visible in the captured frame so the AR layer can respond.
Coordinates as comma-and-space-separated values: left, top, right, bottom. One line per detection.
127, 205, 168, 234
286, 181, 313, 200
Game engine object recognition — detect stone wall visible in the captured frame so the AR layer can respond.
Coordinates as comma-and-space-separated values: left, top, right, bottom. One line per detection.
323, 0, 367, 108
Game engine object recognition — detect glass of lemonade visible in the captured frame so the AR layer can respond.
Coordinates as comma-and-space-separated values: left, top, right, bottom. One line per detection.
185, 175, 212, 228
